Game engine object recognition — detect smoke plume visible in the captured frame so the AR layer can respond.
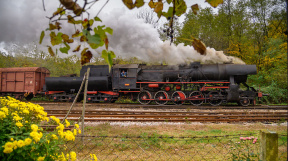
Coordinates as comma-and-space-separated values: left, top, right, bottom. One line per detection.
99, 9, 245, 64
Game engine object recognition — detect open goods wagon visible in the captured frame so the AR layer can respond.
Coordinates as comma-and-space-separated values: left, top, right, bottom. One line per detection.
0, 67, 50, 100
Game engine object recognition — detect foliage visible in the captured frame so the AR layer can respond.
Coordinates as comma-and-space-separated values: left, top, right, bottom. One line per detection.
0, 96, 97, 161
42, 0, 114, 66
0, 48, 82, 77
176, 0, 287, 104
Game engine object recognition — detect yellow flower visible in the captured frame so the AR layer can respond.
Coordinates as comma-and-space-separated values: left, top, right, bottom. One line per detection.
9, 103, 18, 109
13, 141, 17, 149
64, 131, 75, 141
10, 138, 14, 141
70, 151, 77, 161
39, 132, 43, 138
78, 129, 81, 134
57, 123, 65, 131
31, 124, 38, 132
58, 131, 64, 138
50, 116, 60, 124
13, 115, 23, 121
33, 136, 41, 143
30, 131, 38, 138
92, 154, 98, 161
23, 109, 29, 114
50, 116, 56, 120
73, 129, 77, 136
16, 140, 25, 148
37, 156, 45, 161
4, 142, 14, 149
52, 134, 58, 140
54, 118, 60, 124
30, 131, 42, 142
11, 112, 18, 116
1, 107, 9, 115
75, 124, 79, 129
0, 111, 6, 119
24, 138, 32, 145
16, 122, 23, 128
3, 148, 13, 154
65, 119, 70, 127
59, 152, 67, 161
44, 117, 50, 122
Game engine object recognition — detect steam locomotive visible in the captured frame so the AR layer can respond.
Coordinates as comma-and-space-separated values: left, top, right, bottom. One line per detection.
45, 62, 263, 106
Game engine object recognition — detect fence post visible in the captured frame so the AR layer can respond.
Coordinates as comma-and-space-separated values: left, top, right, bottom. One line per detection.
82, 67, 90, 143
260, 130, 278, 161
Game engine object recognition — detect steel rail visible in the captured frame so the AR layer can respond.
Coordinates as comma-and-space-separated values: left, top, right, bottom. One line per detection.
56, 117, 287, 122
47, 114, 288, 118
37, 102, 288, 110
45, 110, 287, 115
44, 110, 288, 122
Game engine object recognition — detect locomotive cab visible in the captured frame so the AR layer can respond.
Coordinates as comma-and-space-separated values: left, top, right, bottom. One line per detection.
112, 64, 139, 90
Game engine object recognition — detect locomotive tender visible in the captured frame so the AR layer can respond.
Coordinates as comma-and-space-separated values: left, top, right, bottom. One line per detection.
45, 62, 263, 106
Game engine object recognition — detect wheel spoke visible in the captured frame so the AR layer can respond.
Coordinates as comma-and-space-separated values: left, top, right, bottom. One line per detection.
189, 91, 204, 106
138, 91, 152, 105
154, 91, 169, 105
171, 91, 186, 105
208, 91, 222, 106
239, 97, 250, 106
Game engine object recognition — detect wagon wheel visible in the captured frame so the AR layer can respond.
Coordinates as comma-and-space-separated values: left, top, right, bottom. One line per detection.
154, 91, 169, 105
189, 91, 205, 106
208, 91, 222, 106
239, 97, 250, 106
25, 94, 34, 101
171, 91, 186, 105
138, 91, 152, 105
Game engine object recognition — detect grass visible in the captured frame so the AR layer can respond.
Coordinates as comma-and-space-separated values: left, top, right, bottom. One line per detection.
80, 122, 287, 137
63, 122, 287, 160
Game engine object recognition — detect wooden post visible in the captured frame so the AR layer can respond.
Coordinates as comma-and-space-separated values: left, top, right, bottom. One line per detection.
260, 130, 278, 161
82, 67, 90, 143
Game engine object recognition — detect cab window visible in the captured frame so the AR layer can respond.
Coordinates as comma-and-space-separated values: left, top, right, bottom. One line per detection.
120, 69, 127, 77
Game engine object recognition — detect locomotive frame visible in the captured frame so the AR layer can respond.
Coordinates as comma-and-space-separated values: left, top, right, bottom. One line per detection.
45, 63, 263, 106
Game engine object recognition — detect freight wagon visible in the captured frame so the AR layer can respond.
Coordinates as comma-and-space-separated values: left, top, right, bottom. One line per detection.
0, 67, 50, 100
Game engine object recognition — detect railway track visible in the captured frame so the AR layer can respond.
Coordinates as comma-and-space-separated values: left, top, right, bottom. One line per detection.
45, 109, 288, 123
36, 102, 288, 110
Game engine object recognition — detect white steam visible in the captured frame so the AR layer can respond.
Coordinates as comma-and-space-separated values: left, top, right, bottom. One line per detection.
99, 9, 245, 65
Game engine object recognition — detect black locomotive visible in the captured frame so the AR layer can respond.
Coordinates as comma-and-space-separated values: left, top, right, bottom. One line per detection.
45, 62, 263, 106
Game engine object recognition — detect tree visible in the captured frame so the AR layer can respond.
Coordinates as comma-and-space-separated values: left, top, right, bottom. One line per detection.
159, 17, 181, 42
136, 8, 159, 28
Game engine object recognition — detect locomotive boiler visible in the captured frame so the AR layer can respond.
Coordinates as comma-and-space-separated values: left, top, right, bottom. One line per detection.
45, 62, 262, 106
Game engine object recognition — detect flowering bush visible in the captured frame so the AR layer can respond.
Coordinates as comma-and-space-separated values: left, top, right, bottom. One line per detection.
230, 136, 259, 161
0, 96, 97, 161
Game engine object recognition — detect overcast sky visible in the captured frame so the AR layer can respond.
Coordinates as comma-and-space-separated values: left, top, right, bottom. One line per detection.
0, 0, 214, 43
